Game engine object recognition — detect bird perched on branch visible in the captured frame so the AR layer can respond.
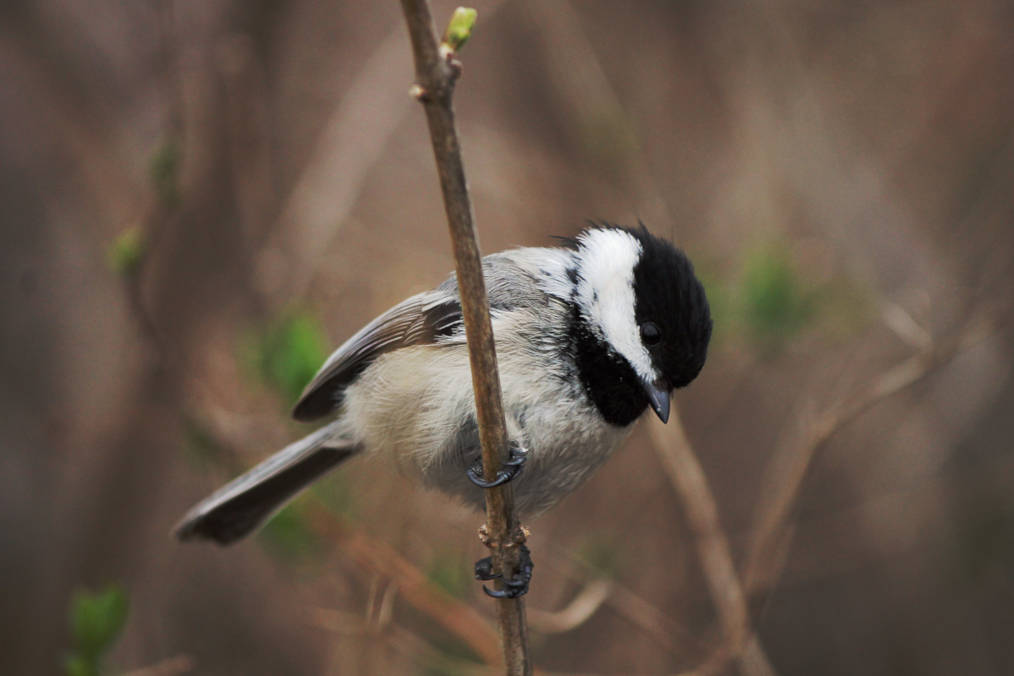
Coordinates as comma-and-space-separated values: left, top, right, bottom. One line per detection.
176, 223, 712, 595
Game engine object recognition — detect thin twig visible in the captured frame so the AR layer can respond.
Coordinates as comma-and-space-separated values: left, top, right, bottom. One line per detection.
723, 319, 997, 676
397, 3, 532, 673
180, 401, 503, 665
526, 579, 612, 634
310, 607, 497, 675
654, 314, 994, 676
310, 506, 503, 665
744, 315, 995, 593
648, 414, 778, 676
256, 22, 412, 305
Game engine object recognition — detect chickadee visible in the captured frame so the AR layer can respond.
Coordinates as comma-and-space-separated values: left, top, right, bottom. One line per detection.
176, 224, 711, 570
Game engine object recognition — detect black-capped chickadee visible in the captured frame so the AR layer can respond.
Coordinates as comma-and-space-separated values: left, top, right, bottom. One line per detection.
176, 224, 712, 559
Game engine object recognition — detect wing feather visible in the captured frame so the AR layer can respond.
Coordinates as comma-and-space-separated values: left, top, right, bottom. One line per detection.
292, 292, 462, 421
291, 248, 571, 422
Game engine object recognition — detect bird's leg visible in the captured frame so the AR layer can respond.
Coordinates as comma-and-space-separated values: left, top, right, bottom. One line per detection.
466, 439, 528, 488
475, 524, 534, 599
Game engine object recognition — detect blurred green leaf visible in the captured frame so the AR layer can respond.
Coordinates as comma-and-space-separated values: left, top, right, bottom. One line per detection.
257, 498, 322, 562
106, 226, 145, 277
701, 242, 869, 353
426, 550, 472, 599
442, 7, 477, 51
65, 584, 129, 676
149, 139, 181, 210
63, 655, 94, 676
310, 474, 356, 520
739, 242, 815, 351
575, 535, 623, 579
695, 265, 731, 344
242, 310, 328, 407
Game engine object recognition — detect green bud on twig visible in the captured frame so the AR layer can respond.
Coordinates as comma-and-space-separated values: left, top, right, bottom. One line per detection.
442, 7, 477, 52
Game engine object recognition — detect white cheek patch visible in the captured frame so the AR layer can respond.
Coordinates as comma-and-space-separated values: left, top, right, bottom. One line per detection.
576, 229, 656, 382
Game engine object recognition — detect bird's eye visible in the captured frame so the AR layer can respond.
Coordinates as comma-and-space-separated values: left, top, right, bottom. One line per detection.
640, 321, 661, 345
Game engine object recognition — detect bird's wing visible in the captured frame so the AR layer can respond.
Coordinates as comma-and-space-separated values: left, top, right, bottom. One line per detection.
292, 249, 566, 423
292, 291, 463, 421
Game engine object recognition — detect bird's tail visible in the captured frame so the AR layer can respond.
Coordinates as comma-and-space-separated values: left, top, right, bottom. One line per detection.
174, 422, 360, 545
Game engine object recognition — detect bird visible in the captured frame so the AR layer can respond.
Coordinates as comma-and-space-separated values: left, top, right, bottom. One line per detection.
175, 223, 712, 595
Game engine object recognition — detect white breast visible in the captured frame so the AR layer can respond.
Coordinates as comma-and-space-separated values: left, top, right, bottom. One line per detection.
337, 306, 633, 515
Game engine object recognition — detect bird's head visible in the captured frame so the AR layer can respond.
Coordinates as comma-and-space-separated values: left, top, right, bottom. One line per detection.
570, 224, 712, 424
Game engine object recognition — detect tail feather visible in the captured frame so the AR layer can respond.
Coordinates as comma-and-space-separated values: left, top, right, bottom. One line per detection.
174, 423, 359, 545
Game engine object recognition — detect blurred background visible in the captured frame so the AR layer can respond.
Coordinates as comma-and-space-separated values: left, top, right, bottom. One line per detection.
2, 1, 1013, 674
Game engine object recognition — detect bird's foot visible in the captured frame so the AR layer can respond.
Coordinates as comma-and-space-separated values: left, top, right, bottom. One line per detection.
466, 441, 528, 488
474, 543, 533, 599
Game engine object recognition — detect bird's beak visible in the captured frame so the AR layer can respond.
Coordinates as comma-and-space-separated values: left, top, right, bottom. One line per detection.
642, 378, 671, 424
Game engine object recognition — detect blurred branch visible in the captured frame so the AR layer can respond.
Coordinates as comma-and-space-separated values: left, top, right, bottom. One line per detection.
217, 34, 274, 247
601, 578, 698, 657
879, 300, 932, 350
524, 0, 676, 226
652, 311, 995, 676
256, 3, 506, 305
310, 607, 496, 675
527, 579, 612, 634
536, 538, 703, 655
256, 22, 413, 305
648, 414, 778, 676
311, 506, 502, 665
398, 2, 532, 674
744, 313, 996, 594
313, 602, 647, 676
180, 400, 504, 665
722, 314, 999, 676
115, 1, 185, 369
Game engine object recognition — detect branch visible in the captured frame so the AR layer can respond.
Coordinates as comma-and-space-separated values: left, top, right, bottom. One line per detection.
653, 313, 994, 676
397, 2, 532, 674
309, 607, 499, 675
256, 22, 414, 306
744, 315, 995, 593
179, 405, 504, 665
526, 579, 612, 634
648, 414, 777, 676
310, 507, 502, 665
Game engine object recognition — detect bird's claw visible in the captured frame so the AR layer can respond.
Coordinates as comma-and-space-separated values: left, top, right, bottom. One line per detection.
474, 544, 533, 599
466, 442, 528, 488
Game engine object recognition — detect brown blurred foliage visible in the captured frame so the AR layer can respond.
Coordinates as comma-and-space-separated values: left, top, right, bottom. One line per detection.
2, 1, 1013, 674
